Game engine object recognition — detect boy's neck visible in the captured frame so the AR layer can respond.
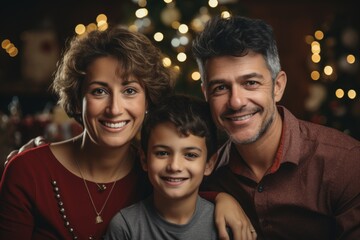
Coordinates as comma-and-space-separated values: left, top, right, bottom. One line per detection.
152, 192, 199, 225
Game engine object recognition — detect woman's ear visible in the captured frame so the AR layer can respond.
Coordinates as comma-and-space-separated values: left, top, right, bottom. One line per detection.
140, 149, 148, 172
204, 152, 218, 176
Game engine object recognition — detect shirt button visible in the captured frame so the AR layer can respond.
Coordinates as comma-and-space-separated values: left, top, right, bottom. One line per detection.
258, 184, 264, 192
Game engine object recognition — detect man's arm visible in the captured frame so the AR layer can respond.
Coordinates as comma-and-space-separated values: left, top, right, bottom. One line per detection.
5, 136, 46, 166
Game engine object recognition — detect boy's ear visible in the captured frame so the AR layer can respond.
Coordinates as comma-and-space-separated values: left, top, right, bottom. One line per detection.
140, 149, 148, 172
204, 152, 217, 176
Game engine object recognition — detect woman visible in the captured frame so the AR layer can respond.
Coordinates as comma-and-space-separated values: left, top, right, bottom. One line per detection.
0, 26, 173, 239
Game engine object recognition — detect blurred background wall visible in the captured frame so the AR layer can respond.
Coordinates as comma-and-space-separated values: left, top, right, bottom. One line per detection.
0, 0, 359, 168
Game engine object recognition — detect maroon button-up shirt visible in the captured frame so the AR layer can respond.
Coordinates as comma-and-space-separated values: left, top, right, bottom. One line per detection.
205, 106, 360, 240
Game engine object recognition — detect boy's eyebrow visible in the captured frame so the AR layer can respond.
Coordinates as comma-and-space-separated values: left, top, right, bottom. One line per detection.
152, 145, 203, 152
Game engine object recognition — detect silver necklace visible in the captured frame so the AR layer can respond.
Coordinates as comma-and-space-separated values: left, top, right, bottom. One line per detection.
75, 159, 117, 224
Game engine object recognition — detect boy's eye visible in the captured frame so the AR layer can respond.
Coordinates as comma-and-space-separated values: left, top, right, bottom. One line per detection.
184, 152, 199, 160
154, 151, 169, 157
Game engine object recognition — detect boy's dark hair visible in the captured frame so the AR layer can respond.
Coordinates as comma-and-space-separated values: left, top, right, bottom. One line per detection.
141, 94, 218, 162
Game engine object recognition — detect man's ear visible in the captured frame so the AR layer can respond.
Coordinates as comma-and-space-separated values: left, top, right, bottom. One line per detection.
274, 71, 287, 103
140, 149, 148, 172
204, 152, 217, 176
201, 82, 208, 101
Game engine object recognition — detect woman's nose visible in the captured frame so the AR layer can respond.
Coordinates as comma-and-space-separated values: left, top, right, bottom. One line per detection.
106, 94, 123, 115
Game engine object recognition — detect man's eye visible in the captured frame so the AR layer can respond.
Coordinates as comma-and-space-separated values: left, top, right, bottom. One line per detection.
211, 84, 229, 94
245, 81, 259, 87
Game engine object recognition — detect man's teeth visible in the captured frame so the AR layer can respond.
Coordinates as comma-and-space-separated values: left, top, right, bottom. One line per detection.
231, 113, 254, 121
103, 121, 126, 128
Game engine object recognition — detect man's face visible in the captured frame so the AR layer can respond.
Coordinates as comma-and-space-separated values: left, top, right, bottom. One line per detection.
202, 52, 285, 145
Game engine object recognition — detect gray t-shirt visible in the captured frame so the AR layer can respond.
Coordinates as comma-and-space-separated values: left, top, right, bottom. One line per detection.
104, 196, 218, 240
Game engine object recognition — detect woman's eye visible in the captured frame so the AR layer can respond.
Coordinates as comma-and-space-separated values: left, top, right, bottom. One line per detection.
91, 88, 107, 96
124, 88, 137, 95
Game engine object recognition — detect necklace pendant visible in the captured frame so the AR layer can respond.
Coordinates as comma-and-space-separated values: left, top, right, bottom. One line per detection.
96, 215, 103, 224
98, 184, 106, 191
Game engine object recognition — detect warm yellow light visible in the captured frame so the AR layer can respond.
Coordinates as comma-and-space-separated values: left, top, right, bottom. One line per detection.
178, 24, 189, 34
162, 57, 172, 67
311, 41, 321, 54
75, 24, 86, 35
191, 71, 201, 81
138, 0, 147, 7
135, 8, 148, 18
96, 14, 107, 23
173, 65, 180, 73
128, 25, 138, 32
9, 48, 19, 57
164, 0, 172, 3
311, 71, 320, 80
8, 47, 18, 57
221, 11, 231, 19
348, 89, 356, 99
347, 54, 356, 64
208, 0, 218, 8
171, 21, 180, 29
154, 32, 164, 42
97, 21, 108, 31
87, 23, 97, 32
177, 52, 187, 62
1, 39, 10, 49
324, 65, 333, 76
335, 89, 344, 98
311, 54, 321, 63
5, 43, 14, 52
314, 30, 324, 40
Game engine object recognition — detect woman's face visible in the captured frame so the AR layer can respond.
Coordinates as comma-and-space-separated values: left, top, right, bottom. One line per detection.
81, 56, 147, 148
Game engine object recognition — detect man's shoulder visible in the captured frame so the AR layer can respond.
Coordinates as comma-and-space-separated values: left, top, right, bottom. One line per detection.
298, 119, 360, 149
281, 105, 360, 150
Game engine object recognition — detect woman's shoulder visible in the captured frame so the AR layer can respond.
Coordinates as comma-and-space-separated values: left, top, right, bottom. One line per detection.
3, 144, 56, 178
6, 144, 52, 165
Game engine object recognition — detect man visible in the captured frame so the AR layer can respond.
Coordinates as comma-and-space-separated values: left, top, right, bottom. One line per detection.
193, 15, 360, 239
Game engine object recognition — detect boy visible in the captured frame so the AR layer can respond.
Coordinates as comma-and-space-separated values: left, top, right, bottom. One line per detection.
104, 94, 220, 240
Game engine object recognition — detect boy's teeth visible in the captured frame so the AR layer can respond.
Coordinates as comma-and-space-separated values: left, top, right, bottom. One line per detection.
165, 178, 185, 182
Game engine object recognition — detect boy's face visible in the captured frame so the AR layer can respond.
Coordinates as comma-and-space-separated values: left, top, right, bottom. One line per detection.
142, 122, 215, 201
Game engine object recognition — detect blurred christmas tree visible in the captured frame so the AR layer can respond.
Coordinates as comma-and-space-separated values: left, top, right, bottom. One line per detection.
124, 0, 247, 98
304, 10, 360, 140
